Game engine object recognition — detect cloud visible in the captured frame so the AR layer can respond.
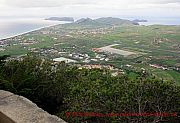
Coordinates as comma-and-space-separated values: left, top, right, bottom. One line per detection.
0, 0, 180, 18
2, 0, 180, 8
3, 0, 97, 8
156, 0, 180, 4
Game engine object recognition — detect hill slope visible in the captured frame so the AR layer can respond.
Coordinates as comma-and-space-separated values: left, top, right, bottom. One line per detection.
75, 17, 139, 26
75, 18, 100, 25
95, 17, 139, 25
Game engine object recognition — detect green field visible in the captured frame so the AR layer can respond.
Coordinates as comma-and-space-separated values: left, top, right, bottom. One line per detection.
0, 23, 179, 83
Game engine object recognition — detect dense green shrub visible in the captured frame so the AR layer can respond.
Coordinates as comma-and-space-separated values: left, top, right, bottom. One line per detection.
0, 55, 179, 122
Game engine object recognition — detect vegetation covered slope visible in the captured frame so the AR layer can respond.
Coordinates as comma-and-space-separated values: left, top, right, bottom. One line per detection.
95, 17, 139, 25
0, 55, 179, 123
75, 17, 139, 26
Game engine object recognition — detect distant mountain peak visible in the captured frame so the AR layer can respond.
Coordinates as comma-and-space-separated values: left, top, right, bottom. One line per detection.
75, 18, 99, 25
75, 17, 139, 26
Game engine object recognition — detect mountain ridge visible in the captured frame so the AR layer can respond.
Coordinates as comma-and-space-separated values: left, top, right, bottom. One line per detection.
75, 17, 139, 25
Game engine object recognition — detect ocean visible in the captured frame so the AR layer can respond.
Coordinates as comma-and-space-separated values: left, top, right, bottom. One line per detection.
0, 18, 70, 40
138, 18, 180, 25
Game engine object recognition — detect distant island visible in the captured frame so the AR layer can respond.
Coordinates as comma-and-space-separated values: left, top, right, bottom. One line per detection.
133, 19, 148, 23
45, 17, 139, 25
45, 17, 74, 22
75, 17, 139, 25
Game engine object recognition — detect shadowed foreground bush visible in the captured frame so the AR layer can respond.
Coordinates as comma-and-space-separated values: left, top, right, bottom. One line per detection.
0, 56, 179, 123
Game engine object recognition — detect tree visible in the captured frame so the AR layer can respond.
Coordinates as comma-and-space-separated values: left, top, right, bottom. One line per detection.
0, 55, 179, 123
0, 55, 9, 67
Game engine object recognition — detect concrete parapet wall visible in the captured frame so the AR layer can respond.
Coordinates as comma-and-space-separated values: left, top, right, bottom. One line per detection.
0, 90, 66, 123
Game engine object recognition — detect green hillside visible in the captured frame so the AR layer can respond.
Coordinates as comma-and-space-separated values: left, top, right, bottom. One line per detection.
75, 17, 139, 26
95, 17, 139, 25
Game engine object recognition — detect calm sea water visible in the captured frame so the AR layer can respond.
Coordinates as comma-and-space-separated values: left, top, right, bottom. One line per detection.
138, 18, 180, 25
0, 18, 70, 40
121, 17, 180, 25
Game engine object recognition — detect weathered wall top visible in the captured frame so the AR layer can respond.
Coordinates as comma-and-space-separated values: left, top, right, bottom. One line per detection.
0, 90, 66, 123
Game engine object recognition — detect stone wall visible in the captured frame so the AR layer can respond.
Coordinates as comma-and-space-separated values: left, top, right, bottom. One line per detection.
0, 111, 15, 123
0, 90, 66, 123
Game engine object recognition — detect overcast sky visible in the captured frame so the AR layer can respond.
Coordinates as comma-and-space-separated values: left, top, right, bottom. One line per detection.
0, 0, 180, 19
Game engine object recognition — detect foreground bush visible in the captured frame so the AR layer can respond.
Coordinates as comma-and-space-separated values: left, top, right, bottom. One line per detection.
0, 55, 179, 122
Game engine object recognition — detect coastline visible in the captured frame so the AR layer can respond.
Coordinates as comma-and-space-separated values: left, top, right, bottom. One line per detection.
1, 18, 180, 40
0, 21, 71, 41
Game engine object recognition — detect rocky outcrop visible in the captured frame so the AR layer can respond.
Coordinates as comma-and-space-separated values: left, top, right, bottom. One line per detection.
0, 90, 66, 123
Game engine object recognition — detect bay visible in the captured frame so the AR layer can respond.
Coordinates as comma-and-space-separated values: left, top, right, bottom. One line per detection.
0, 18, 70, 40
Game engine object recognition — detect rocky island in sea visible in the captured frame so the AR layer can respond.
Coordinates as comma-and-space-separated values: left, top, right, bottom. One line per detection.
45, 17, 74, 22
133, 19, 148, 23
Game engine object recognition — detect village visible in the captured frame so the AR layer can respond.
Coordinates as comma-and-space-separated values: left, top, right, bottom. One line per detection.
0, 32, 178, 76
0, 33, 124, 77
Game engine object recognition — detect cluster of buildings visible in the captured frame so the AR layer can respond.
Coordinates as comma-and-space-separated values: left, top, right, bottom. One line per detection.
0, 39, 12, 47
74, 27, 114, 35
19, 37, 37, 46
37, 26, 115, 38
0, 35, 38, 52
52, 52, 110, 64
78, 64, 124, 76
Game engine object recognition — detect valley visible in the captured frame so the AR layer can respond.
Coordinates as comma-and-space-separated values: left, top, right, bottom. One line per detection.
0, 18, 179, 83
